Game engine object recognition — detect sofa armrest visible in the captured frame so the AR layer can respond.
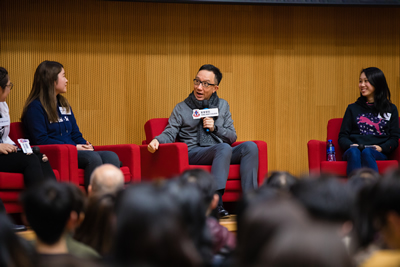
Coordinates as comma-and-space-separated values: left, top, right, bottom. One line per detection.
95, 144, 141, 183
37, 144, 78, 184
387, 139, 400, 162
232, 140, 268, 186
140, 143, 189, 181
307, 140, 326, 175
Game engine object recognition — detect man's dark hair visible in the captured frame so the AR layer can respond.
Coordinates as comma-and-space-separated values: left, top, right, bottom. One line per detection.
290, 177, 352, 223
179, 168, 217, 207
21, 180, 74, 245
198, 64, 222, 85
347, 168, 380, 194
66, 183, 87, 215
264, 171, 298, 191
113, 183, 202, 266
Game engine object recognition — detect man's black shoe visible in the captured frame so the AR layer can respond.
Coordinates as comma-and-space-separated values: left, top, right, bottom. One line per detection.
217, 205, 229, 218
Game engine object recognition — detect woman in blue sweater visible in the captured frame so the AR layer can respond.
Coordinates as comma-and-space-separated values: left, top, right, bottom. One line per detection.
338, 67, 400, 176
21, 61, 120, 188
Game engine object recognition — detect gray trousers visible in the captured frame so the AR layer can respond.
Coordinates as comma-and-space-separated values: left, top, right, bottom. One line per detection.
188, 142, 259, 192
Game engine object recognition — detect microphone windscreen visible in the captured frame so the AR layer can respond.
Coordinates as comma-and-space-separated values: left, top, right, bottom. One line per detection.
203, 100, 209, 109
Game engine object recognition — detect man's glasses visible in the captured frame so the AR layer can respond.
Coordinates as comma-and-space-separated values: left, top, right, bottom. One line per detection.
193, 79, 216, 88
6, 83, 13, 90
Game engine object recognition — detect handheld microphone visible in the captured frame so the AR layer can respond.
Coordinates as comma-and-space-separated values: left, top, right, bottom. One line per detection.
203, 100, 210, 132
17, 146, 40, 154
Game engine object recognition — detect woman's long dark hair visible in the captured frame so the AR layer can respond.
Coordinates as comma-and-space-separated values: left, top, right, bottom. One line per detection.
0, 213, 36, 267
74, 193, 116, 256
112, 183, 202, 266
361, 67, 391, 116
21, 61, 70, 123
353, 171, 400, 248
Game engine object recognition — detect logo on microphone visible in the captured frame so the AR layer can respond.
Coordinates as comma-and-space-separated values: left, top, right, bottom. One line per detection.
193, 109, 201, 118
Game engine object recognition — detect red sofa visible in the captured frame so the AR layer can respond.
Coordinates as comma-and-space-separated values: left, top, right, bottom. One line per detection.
140, 118, 268, 202
308, 118, 400, 177
0, 123, 74, 213
9, 122, 141, 192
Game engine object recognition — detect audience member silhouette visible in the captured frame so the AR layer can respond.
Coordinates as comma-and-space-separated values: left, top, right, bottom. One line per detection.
65, 183, 100, 259
74, 193, 116, 256
112, 183, 202, 266
88, 164, 124, 196
236, 192, 310, 266
347, 167, 380, 194
263, 171, 298, 191
179, 169, 236, 261
256, 226, 352, 267
21, 180, 100, 267
163, 179, 214, 265
0, 213, 35, 267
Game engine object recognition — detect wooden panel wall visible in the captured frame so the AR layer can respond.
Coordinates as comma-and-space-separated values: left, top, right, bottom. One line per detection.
0, 0, 399, 176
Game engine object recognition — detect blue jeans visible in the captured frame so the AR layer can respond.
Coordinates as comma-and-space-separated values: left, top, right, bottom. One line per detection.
77, 150, 120, 187
188, 142, 259, 192
342, 146, 387, 175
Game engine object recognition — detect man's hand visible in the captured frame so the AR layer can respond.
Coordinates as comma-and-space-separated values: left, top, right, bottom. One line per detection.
148, 139, 160, 153
373, 145, 382, 152
77, 141, 94, 151
0, 144, 17, 154
203, 117, 215, 132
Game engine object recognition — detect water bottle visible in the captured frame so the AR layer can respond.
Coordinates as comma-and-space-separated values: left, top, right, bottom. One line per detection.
326, 139, 336, 162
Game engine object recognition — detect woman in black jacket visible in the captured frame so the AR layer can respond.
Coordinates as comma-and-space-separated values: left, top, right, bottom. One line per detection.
338, 67, 400, 176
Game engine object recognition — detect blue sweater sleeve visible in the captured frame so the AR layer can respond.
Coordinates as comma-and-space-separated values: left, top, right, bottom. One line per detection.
23, 101, 65, 145
23, 100, 87, 146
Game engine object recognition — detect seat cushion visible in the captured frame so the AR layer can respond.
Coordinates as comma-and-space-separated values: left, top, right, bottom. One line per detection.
0, 173, 25, 189
78, 166, 132, 185
320, 161, 348, 177
377, 160, 399, 173
0, 170, 60, 189
0, 169, 61, 214
0, 191, 20, 202
320, 160, 398, 176
187, 164, 241, 180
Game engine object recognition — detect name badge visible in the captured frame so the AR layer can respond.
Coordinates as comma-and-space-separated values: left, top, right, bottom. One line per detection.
59, 107, 71, 115
0, 117, 10, 127
18, 139, 33, 154
192, 108, 219, 119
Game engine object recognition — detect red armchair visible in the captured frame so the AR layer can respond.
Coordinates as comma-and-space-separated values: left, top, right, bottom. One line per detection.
140, 118, 268, 202
308, 118, 400, 177
0, 123, 74, 213
9, 122, 141, 192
